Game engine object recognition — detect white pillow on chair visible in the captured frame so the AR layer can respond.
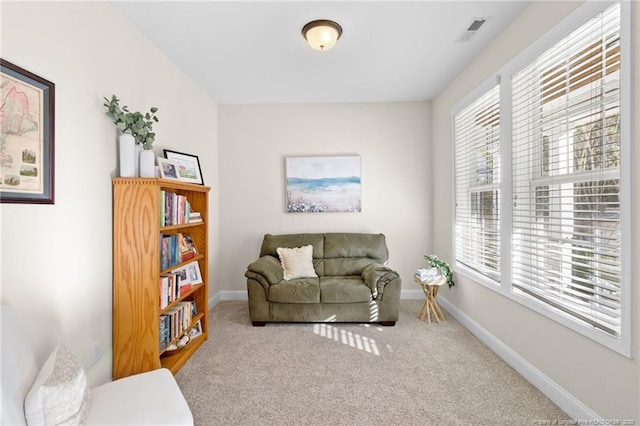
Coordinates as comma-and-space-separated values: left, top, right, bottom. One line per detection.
24, 343, 91, 426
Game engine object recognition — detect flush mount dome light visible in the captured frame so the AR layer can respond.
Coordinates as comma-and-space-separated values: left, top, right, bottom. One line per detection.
302, 19, 343, 51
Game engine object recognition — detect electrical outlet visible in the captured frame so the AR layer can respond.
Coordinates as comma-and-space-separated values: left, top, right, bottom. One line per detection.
91, 339, 102, 365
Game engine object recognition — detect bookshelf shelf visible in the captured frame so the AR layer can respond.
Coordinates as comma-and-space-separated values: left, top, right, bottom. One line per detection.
160, 284, 205, 313
112, 178, 210, 380
160, 333, 204, 373
159, 254, 206, 275
161, 222, 203, 232
159, 312, 205, 357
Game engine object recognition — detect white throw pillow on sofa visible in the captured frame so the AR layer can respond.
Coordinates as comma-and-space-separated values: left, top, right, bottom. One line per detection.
25, 343, 91, 426
277, 245, 318, 280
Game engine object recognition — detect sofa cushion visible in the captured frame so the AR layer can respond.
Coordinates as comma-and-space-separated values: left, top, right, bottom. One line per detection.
324, 258, 380, 276
25, 343, 91, 426
268, 278, 320, 303
320, 276, 372, 303
276, 245, 318, 280
261, 234, 325, 275
323, 233, 389, 276
260, 234, 324, 258
323, 233, 389, 260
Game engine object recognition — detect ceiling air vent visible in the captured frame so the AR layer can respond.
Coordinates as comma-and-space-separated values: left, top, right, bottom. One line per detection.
456, 17, 488, 43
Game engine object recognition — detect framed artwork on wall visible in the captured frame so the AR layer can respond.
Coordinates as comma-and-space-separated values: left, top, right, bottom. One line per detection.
163, 149, 204, 185
285, 155, 361, 213
0, 59, 55, 204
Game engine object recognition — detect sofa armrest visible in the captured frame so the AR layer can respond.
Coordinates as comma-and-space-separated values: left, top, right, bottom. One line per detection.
245, 255, 283, 287
361, 263, 400, 299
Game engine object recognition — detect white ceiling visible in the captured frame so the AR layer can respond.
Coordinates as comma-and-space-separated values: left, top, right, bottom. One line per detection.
114, 1, 531, 105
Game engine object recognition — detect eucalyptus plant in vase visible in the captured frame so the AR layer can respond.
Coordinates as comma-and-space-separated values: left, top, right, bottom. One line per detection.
104, 95, 159, 177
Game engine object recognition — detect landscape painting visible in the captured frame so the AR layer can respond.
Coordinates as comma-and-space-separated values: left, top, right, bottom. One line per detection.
286, 155, 361, 213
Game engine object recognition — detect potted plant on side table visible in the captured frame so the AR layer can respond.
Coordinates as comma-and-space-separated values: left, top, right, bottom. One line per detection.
104, 95, 159, 177
423, 254, 455, 289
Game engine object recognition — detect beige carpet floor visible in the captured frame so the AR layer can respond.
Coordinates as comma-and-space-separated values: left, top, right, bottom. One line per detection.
175, 300, 570, 425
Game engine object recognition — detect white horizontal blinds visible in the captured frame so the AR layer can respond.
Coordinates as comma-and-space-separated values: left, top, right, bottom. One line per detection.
454, 85, 500, 282
511, 3, 622, 337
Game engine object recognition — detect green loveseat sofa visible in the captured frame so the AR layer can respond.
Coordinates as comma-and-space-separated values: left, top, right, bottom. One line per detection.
245, 233, 401, 326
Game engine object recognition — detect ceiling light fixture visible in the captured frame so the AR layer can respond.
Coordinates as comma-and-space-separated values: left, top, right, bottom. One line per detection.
302, 19, 343, 51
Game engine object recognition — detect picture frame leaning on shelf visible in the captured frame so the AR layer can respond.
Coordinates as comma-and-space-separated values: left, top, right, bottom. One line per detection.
158, 157, 180, 180
164, 149, 204, 185
188, 320, 203, 339
171, 260, 203, 287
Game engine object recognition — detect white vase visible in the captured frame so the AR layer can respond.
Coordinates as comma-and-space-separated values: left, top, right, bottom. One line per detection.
119, 134, 136, 177
134, 143, 143, 177
139, 149, 156, 178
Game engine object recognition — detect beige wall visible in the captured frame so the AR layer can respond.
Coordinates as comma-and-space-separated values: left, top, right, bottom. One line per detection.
0, 2, 219, 386
218, 102, 432, 294
432, 1, 639, 420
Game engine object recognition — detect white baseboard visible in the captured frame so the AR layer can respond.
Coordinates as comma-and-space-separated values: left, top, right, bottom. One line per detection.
437, 296, 599, 420
208, 292, 221, 308
210, 290, 247, 308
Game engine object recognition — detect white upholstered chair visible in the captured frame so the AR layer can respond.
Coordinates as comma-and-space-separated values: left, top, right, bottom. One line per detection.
0, 305, 193, 425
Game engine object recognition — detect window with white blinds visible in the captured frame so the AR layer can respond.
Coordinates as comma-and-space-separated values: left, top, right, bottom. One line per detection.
511, 3, 622, 338
451, 1, 631, 354
454, 85, 501, 282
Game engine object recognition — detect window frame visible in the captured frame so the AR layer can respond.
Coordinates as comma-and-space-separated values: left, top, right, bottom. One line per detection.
451, 0, 633, 357
452, 78, 504, 290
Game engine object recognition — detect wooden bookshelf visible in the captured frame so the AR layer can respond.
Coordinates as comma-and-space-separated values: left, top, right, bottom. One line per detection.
112, 178, 210, 380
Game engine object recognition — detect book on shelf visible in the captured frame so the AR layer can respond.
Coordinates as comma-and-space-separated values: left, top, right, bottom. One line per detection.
160, 234, 179, 271
182, 234, 198, 255
159, 266, 201, 309
160, 232, 198, 271
160, 235, 169, 271
160, 190, 166, 227
188, 211, 202, 223
159, 301, 194, 351
159, 316, 169, 351
160, 191, 193, 226
159, 273, 180, 309
178, 233, 197, 262
159, 275, 169, 309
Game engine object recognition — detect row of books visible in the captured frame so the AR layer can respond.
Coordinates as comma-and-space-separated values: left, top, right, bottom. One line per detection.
159, 260, 203, 309
160, 233, 198, 271
159, 300, 197, 352
160, 273, 185, 309
160, 190, 203, 226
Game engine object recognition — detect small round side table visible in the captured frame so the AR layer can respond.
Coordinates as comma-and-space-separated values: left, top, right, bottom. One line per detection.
414, 276, 446, 324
